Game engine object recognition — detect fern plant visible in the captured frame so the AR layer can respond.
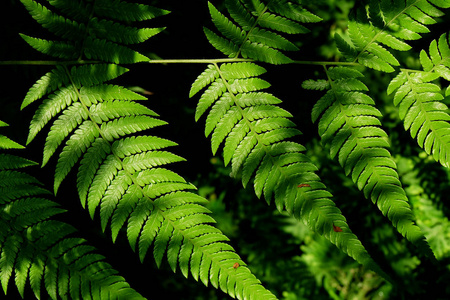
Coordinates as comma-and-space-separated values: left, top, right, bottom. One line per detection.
189, 61, 389, 279
0, 121, 144, 299
10, 0, 276, 299
3, 0, 450, 298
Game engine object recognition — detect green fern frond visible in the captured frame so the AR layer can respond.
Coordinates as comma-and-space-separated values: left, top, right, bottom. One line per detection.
335, 0, 449, 72
205, 0, 321, 64
19, 0, 166, 63
310, 66, 434, 258
0, 127, 144, 300
190, 62, 391, 281
22, 47, 275, 300
387, 33, 450, 168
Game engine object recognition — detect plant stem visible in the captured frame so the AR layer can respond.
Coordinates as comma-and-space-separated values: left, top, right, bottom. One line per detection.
0, 59, 361, 67
0, 60, 98, 65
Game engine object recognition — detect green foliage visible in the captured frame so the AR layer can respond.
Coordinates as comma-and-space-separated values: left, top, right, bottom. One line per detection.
0, 123, 144, 300
388, 33, 450, 168
306, 66, 433, 258
190, 62, 389, 280
335, 0, 450, 72
19, 0, 167, 63
3, 0, 450, 299
12, 0, 277, 299
205, 0, 321, 64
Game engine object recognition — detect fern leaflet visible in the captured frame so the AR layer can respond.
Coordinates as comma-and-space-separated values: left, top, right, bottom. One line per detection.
190, 62, 391, 281
205, 0, 321, 64
306, 66, 434, 258
388, 32, 450, 167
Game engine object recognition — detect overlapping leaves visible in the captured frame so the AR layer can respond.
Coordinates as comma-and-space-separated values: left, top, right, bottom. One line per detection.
190, 62, 390, 280
306, 66, 434, 258
18, 0, 276, 298
336, 0, 450, 72
19, 0, 168, 63
0, 123, 144, 300
205, 0, 321, 64
388, 32, 450, 167
22, 62, 276, 300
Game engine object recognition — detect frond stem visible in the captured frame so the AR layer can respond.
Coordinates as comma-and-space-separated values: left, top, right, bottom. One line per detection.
147, 58, 254, 64
0, 60, 100, 65
0, 59, 361, 67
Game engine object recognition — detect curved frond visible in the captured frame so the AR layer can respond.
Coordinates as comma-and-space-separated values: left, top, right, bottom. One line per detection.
205, 0, 321, 64
387, 33, 450, 167
308, 66, 434, 258
190, 62, 391, 281
0, 126, 144, 300
335, 0, 449, 72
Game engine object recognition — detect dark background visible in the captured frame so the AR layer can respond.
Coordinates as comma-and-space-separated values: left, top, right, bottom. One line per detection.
2, 1, 450, 299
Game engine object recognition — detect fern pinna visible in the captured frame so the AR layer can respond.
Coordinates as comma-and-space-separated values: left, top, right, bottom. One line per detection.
388, 33, 450, 168
0, 122, 144, 300
19, 0, 275, 299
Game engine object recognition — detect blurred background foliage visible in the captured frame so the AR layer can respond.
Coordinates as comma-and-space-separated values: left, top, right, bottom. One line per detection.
2, 0, 450, 299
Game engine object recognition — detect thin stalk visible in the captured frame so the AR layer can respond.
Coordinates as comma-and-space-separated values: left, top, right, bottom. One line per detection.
0, 59, 361, 67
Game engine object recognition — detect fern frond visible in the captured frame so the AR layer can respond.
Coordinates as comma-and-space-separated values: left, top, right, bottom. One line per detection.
23, 51, 275, 300
0, 127, 144, 300
335, 0, 449, 72
206, 0, 321, 64
387, 33, 450, 168
190, 62, 391, 281
19, 0, 166, 63
310, 66, 434, 258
